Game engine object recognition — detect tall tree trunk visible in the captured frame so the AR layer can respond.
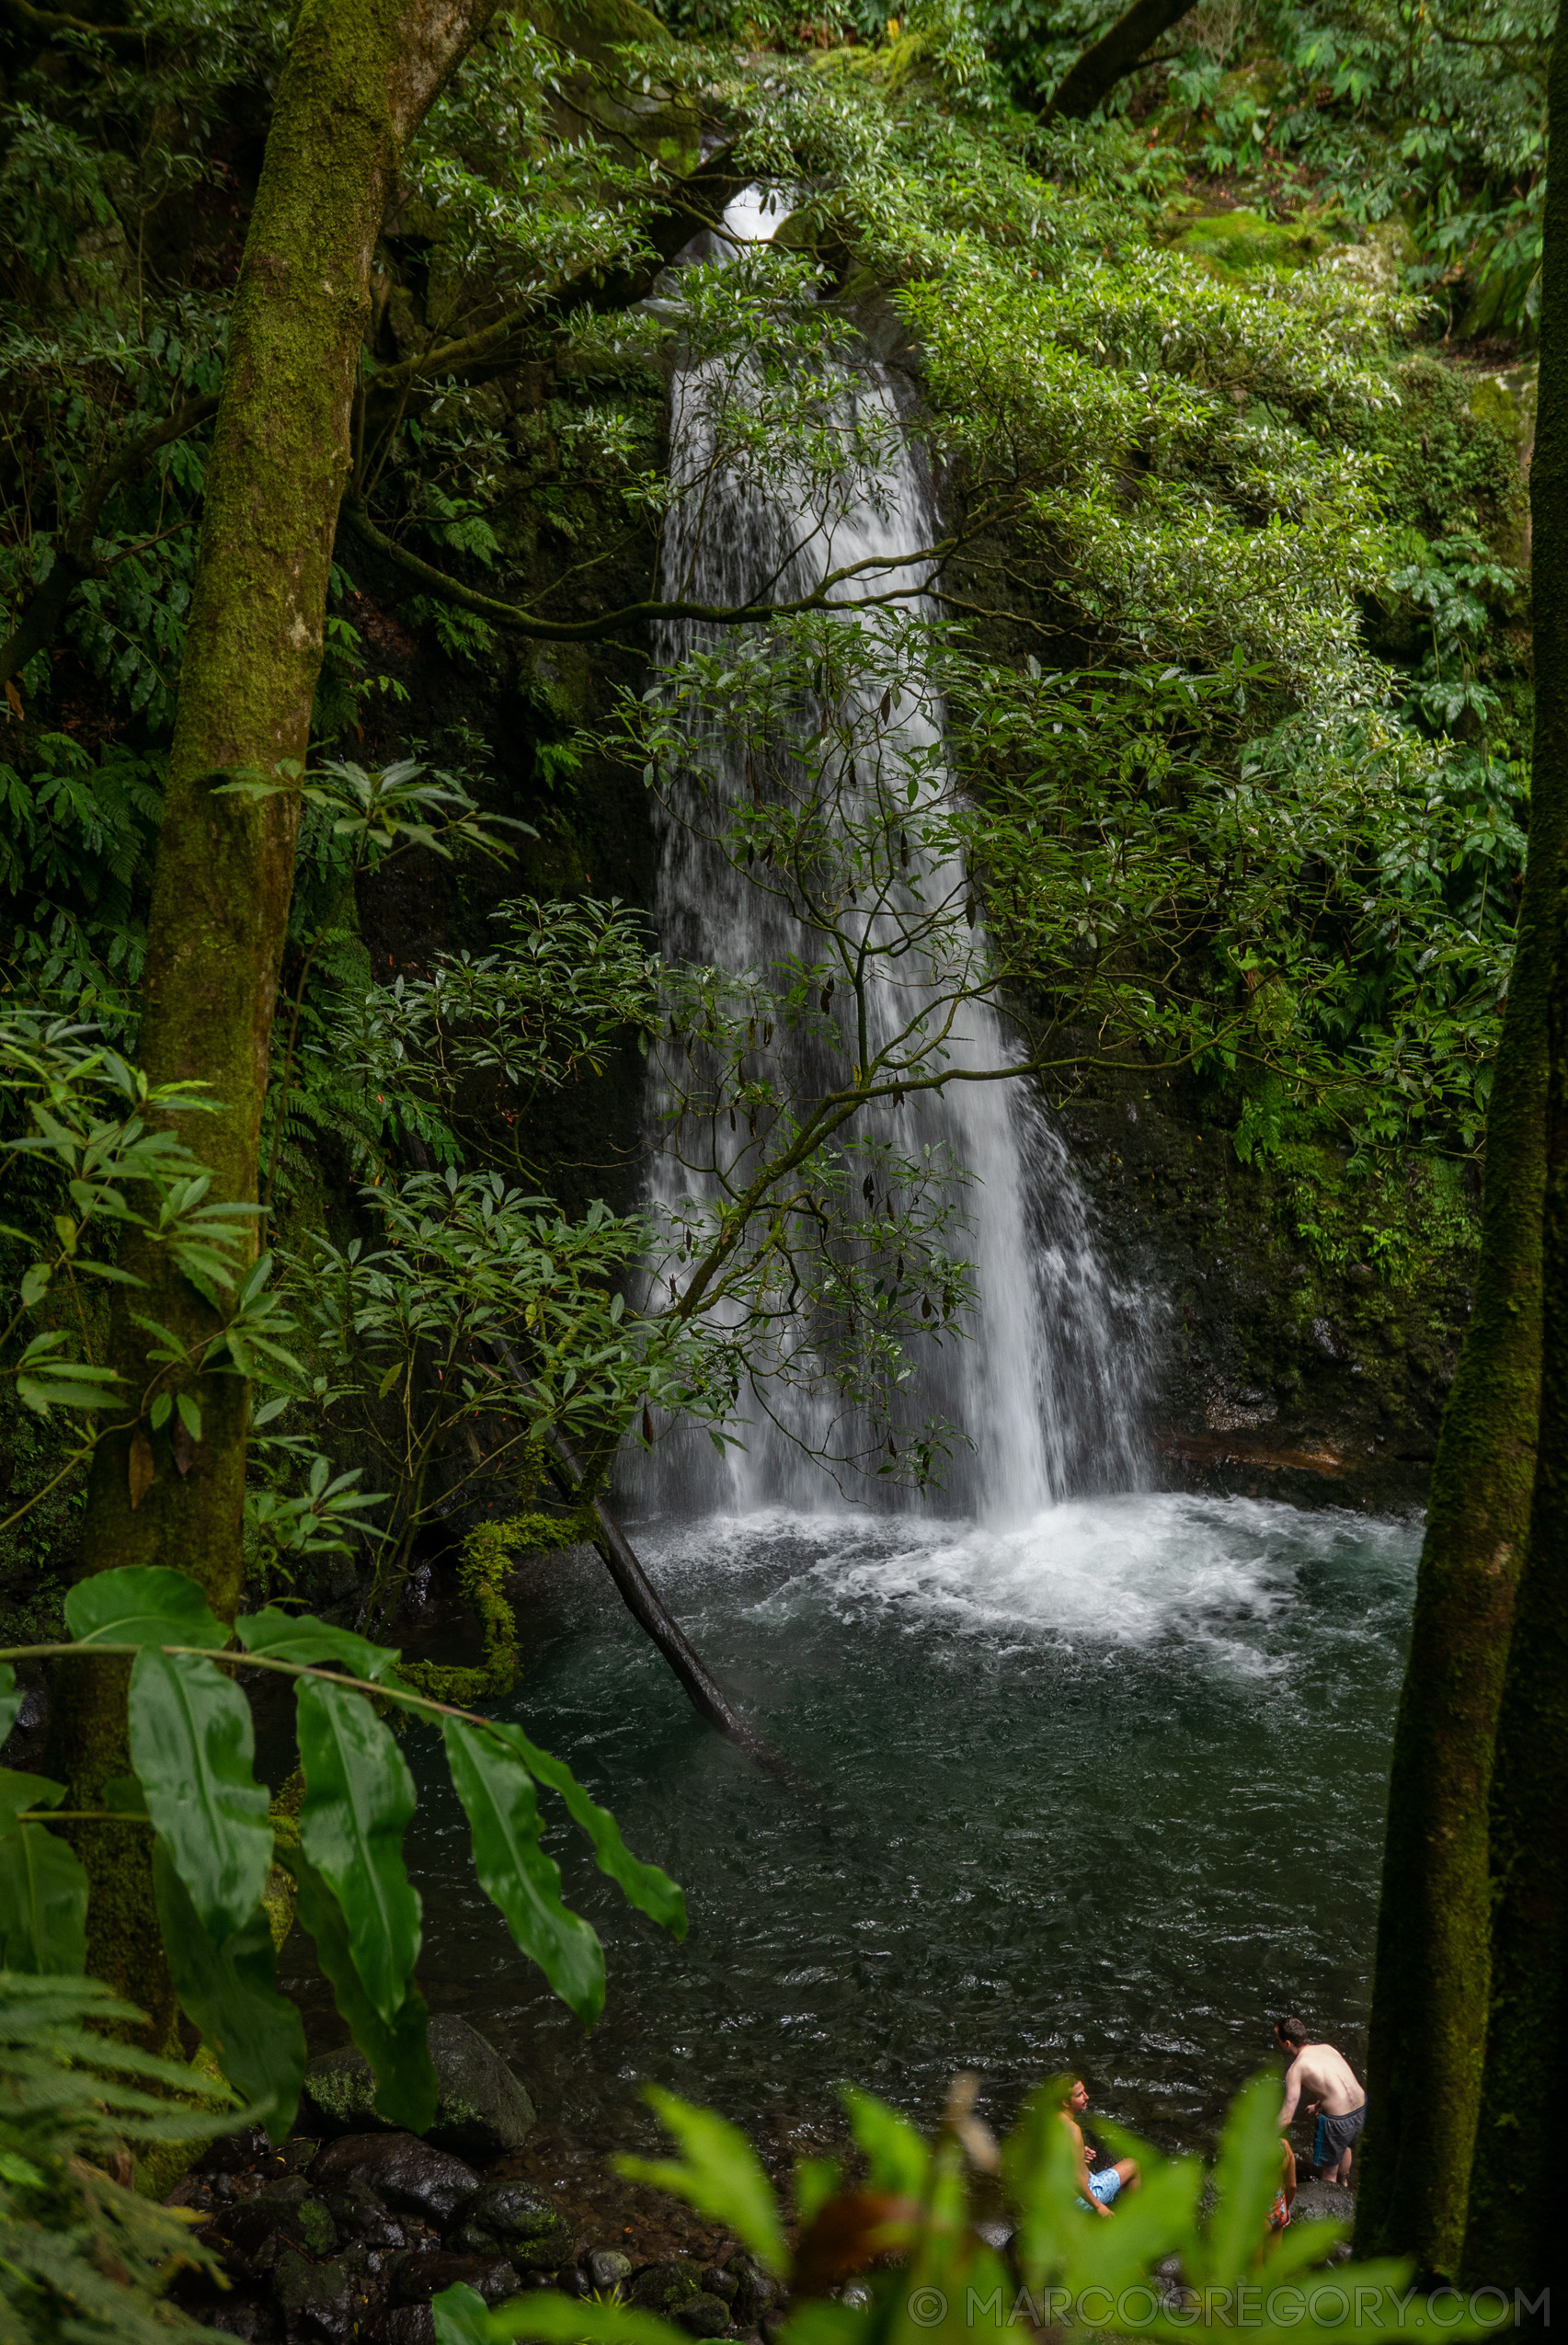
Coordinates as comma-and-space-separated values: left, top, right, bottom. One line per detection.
1352, 29, 1562, 2282
1461, 15, 1568, 2301
47, 0, 499, 2029
1039, 0, 1195, 120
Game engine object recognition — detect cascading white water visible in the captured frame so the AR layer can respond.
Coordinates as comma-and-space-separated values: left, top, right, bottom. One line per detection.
634, 190, 1150, 1524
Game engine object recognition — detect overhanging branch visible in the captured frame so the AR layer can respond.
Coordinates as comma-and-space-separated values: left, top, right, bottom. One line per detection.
341, 493, 957, 640
367, 141, 749, 405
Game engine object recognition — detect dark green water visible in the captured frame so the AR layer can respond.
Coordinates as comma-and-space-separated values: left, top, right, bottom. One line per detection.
287, 1493, 1418, 2162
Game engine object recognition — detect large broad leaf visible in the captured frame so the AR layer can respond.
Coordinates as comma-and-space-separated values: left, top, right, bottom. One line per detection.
0, 1773, 88, 1975
284, 1845, 438, 2133
432, 2284, 494, 2345
63, 1564, 225, 1651
486, 1722, 686, 1939
616, 2087, 788, 2276
129, 1647, 273, 1946
442, 1718, 605, 2028
0, 1662, 19, 1748
236, 1607, 405, 1685
153, 1842, 306, 2144
296, 1677, 421, 2026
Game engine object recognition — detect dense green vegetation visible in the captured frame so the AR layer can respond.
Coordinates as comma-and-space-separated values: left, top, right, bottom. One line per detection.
1, 0, 1562, 2316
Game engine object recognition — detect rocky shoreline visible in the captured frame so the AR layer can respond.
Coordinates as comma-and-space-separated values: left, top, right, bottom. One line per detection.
169, 2017, 784, 2344
167, 2018, 1355, 2341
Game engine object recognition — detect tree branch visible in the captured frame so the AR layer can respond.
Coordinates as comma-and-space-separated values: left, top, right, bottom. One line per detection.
0, 394, 218, 691
366, 142, 748, 404
1039, 0, 1196, 120
341, 492, 954, 640
0, 0, 152, 52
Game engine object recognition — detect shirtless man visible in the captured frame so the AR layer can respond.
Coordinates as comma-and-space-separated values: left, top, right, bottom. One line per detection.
1275, 2017, 1367, 2187
1061, 2077, 1140, 2216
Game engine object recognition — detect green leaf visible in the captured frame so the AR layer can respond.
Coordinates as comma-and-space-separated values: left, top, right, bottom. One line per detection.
1191, 2070, 1281, 2283
486, 2294, 693, 2345
0, 1768, 67, 1825
296, 1677, 421, 2026
236, 1606, 405, 1684
616, 2087, 787, 2276
63, 1564, 226, 1651
442, 1718, 605, 2028
129, 1646, 273, 1946
485, 1722, 686, 1939
794, 2156, 841, 2225
0, 1663, 19, 1750
432, 2282, 494, 2345
282, 1845, 438, 2132
843, 2087, 929, 2197
153, 1841, 305, 2144
0, 1775, 88, 1974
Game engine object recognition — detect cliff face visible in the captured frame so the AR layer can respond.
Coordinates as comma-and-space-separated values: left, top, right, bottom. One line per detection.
1060, 1071, 1474, 1514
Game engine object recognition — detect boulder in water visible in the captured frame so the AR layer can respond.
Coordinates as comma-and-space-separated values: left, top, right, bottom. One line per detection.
301, 2015, 536, 2156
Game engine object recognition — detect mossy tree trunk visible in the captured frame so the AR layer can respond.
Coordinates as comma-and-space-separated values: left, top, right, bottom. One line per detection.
46, 0, 499, 2031
1460, 12, 1568, 2301
1353, 28, 1563, 2282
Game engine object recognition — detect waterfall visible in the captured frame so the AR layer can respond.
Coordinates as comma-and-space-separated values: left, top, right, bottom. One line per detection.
631, 190, 1149, 1526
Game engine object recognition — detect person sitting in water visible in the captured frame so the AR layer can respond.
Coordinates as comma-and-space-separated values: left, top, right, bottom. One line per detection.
1061, 2076, 1140, 2216
1275, 2016, 1367, 2186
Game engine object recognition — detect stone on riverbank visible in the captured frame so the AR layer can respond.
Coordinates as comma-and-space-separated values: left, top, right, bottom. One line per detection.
301, 2016, 537, 2156
448, 2175, 574, 2268
310, 2133, 480, 2225
630, 2257, 704, 2313
394, 2250, 519, 2305
271, 2246, 353, 2335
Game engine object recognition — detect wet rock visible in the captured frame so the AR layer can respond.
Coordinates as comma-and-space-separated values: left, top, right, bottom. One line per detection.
677, 2292, 732, 2337
203, 2302, 280, 2341
703, 2267, 738, 2303
213, 2181, 333, 2275
365, 2313, 435, 2345
452, 2176, 572, 2269
301, 2016, 536, 2157
270, 2248, 354, 2340
296, 2201, 338, 2257
630, 2259, 704, 2316
587, 2249, 633, 2292
394, 2251, 520, 2305
731, 2259, 780, 2328
325, 2177, 405, 2249
198, 2126, 272, 2174
310, 2134, 479, 2227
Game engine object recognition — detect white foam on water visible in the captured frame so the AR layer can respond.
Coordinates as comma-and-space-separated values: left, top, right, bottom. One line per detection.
635, 1493, 1421, 1674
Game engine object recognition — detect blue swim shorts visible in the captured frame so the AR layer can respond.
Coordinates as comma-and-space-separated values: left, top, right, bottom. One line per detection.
1078, 2168, 1121, 2210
